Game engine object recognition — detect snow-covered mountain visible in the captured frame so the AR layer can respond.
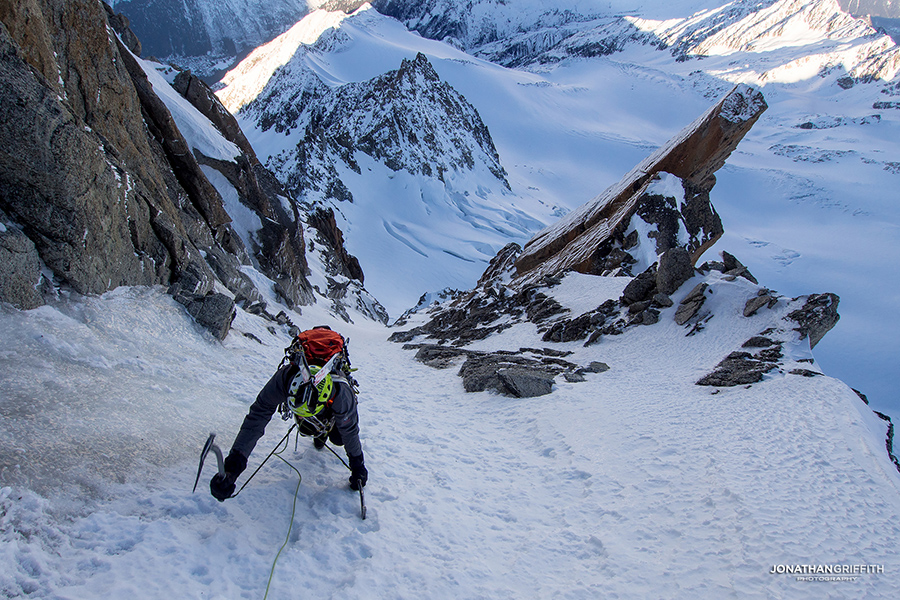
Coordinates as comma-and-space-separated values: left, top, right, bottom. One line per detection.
247, 51, 509, 201
372, 0, 900, 79
216, 6, 557, 316
105, 0, 370, 76
211, 0, 900, 419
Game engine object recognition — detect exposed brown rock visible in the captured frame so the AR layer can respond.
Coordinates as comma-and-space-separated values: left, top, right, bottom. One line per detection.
0, 210, 44, 310
674, 282, 709, 326
512, 84, 766, 287
172, 69, 258, 164
787, 293, 840, 349
308, 207, 364, 283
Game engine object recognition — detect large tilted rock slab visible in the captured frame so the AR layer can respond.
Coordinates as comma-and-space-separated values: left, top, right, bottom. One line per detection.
512, 84, 767, 287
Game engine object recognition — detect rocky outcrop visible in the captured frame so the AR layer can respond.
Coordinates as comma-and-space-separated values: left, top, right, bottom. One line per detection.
388, 87, 770, 391
387, 267, 569, 347
697, 290, 840, 387
674, 283, 710, 326
697, 336, 784, 387
786, 293, 840, 349
308, 208, 365, 284
102, 3, 141, 56
512, 84, 767, 288
172, 70, 258, 163
305, 206, 389, 324
0, 210, 44, 310
407, 343, 606, 398
0, 1, 324, 337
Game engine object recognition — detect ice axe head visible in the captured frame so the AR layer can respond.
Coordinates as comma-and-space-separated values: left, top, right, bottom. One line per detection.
192, 432, 225, 493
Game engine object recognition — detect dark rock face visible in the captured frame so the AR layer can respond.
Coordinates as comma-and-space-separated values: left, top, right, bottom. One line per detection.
176, 291, 236, 340
657, 247, 693, 295
787, 293, 840, 349
674, 283, 709, 326
388, 273, 569, 347
721, 251, 758, 284
409, 344, 584, 398
308, 207, 365, 284
543, 299, 620, 344
0, 212, 44, 310
622, 267, 658, 305
0, 1, 324, 338
1, 1, 169, 297
477, 242, 522, 288
497, 368, 555, 398
696, 347, 782, 387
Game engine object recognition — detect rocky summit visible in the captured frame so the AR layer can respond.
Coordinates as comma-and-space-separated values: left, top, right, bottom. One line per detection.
248, 51, 508, 204
512, 84, 767, 288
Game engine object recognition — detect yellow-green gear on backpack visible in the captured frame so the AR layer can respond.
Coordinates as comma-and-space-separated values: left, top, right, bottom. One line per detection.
287, 365, 333, 418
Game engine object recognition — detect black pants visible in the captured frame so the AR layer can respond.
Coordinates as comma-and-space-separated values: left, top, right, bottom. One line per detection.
326, 425, 344, 447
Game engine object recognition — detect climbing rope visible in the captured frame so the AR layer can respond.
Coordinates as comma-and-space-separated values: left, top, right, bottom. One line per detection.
262, 445, 303, 600
231, 424, 296, 499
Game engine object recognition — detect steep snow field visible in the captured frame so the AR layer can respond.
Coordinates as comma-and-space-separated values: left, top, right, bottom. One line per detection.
2, 271, 899, 598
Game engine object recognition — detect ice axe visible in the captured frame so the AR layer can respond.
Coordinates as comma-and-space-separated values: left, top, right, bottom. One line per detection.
192, 432, 225, 493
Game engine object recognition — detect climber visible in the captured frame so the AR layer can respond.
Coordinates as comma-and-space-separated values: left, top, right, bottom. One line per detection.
209, 327, 367, 501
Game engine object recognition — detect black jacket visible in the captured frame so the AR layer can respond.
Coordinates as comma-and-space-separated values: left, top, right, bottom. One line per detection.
230, 365, 362, 461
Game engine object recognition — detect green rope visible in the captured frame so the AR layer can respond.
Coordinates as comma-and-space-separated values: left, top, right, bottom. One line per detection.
262, 436, 303, 600
254, 427, 356, 598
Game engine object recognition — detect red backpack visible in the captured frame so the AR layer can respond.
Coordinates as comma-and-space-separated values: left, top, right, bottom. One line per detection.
294, 326, 346, 366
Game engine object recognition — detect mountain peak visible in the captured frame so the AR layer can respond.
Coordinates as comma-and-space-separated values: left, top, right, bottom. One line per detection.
397, 51, 442, 84
254, 50, 509, 201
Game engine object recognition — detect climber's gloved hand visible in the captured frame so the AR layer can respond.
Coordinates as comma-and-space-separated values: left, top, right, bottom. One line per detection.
209, 450, 247, 502
210, 472, 236, 501
349, 453, 368, 491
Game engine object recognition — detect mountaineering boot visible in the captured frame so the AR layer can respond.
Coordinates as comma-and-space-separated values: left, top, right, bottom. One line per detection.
314, 433, 327, 450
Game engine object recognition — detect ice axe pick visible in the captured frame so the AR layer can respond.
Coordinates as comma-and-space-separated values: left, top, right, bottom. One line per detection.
192, 432, 225, 493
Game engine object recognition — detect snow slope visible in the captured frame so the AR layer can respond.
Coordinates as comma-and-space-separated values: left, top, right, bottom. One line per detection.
2, 268, 899, 598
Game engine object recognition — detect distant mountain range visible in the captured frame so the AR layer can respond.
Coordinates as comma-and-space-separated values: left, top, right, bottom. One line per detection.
105, 0, 368, 77
838, 0, 900, 18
